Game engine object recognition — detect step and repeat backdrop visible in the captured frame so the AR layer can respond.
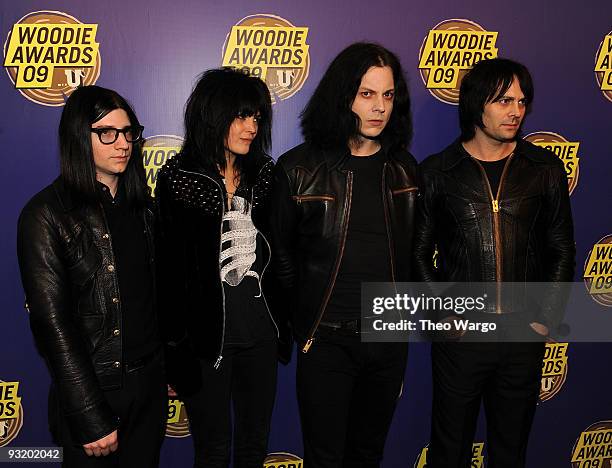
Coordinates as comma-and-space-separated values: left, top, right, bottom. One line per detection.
1, 0, 611, 466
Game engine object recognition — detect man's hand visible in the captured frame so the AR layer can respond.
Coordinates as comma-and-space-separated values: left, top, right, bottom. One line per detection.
530, 322, 549, 337
83, 430, 118, 457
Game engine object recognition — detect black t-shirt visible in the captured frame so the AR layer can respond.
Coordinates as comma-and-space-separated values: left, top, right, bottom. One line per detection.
325, 150, 392, 321
219, 193, 275, 350
223, 234, 275, 349
478, 156, 509, 196
99, 182, 159, 362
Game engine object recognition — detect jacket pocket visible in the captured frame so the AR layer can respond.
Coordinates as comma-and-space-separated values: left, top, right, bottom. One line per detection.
68, 245, 102, 287
392, 186, 418, 196
292, 194, 335, 203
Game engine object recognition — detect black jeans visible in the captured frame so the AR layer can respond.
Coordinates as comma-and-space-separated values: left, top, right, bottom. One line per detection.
52, 350, 168, 468
428, 341, 545, 468
182, 340, 278, 468
296, 328, 408, 468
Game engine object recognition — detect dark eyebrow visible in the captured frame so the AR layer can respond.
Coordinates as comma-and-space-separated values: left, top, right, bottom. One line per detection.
358, 87, 395, 93
92, 125, 132, 130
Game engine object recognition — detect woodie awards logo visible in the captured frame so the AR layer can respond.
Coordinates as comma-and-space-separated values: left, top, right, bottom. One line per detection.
524, 132, 580, 195
571, 421, 612, 467
166, 399, 190, 438
418, 19, 498, 105
594, 31, 612, 102
0, 381, 24, 447
222, 14, 310, 104
414, 443, 484, 467
539, 342, 568, 402
142, 135, 183, 196
3, 11, 101, 106
583, 235, 612, 307
264, 452, 303, 468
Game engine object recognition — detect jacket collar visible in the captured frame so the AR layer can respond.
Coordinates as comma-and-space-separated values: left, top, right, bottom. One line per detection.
324, 140, 394, 171
441, 137, 546, 171
52, 177, 77, 212
179, 151, 271, 179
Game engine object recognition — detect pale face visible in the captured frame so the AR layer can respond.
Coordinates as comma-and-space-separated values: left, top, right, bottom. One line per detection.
478, 78, 527, 143
351, 65, 395, 139
225, 114, 259, 156
91, 109, 132, 183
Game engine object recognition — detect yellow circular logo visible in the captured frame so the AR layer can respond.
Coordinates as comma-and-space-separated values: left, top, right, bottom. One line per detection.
583, 235, 612, 307
221, 14, 310, 104
539, 342, 568, 402
142, 135, 183, 196
418, 19, 498, 105
3, 10, 101, 106
594, 31, 612, 102
165, 399, 190, 438
524, 132, 580, 195
571, 420, 612, 467
414, 443, 484, 467
264, 452, 303, 468
0, 381, 24, 447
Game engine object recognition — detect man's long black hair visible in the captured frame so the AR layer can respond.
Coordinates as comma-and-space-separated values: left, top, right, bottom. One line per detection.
301, 42, 412, 152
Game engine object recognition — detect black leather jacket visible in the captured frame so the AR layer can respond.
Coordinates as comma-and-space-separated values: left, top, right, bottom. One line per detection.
413, 139, 575, 325
271, 142, 418, 352
16, 178, 155, 444
155, 152, 288, 380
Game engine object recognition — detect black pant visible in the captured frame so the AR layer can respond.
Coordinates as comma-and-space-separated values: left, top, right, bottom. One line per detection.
428, 341, 545, 468
52, 350, 168, 468
182, 340, 278, 468
296, 328, 408, 468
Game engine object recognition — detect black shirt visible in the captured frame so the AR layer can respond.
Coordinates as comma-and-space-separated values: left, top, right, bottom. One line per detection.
222, 233, 275, 349
220, 190, 275, 350
478, 156, 510, 196
99, 182, 159, 361
325, 150, 392, 321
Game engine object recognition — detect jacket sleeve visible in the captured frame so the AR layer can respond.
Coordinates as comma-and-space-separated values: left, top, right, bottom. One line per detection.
154, 168, 189, 345
269, 161, 299, 320
154, 168, 203, 395
16, 204, 116, 445
256, 161, 293, 364
412, 166, 440, 283
536, 160, 576, 329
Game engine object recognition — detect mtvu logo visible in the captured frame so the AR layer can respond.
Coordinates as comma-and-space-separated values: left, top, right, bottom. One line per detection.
64, 68, 85, 87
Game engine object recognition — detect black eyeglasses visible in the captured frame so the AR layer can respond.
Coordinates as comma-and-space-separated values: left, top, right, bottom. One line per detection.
91, 125, 144, 145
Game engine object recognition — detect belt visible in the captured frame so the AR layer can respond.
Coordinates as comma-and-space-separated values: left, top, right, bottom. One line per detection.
124, 348, 160, 374
319, 320, 360, 333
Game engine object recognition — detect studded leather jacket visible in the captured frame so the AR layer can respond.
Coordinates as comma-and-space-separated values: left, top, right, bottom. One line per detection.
413, 139, 575, 325
155, 152, 288, 383
16, 177, 155, 445
270, 142, 418, 352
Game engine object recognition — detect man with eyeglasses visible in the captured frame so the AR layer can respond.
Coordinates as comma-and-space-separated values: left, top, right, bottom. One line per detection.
17, 86, 167, 467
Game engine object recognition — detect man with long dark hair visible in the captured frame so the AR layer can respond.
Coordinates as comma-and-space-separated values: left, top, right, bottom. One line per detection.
271, 43, 417, 467
17, 86, 166, 467
414, 58, 575, 467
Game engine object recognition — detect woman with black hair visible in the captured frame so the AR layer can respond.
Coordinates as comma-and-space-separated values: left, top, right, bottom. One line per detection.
155, 67, 288, 468
17, 86, 167, 467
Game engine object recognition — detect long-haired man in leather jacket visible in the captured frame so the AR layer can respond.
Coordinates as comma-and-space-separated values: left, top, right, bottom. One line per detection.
17, 86, 167, 467
271, 43, 418, 468
414, 59, 575, 467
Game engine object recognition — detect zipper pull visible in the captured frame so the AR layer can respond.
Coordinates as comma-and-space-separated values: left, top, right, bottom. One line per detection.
492, 199, 499, 213
214, 355, 223, 369
302, 338, 314, 353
